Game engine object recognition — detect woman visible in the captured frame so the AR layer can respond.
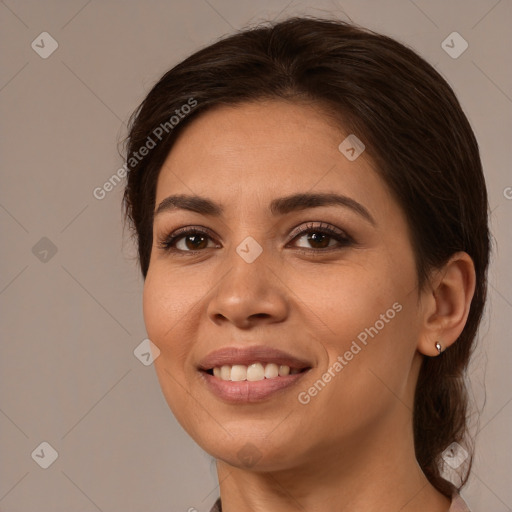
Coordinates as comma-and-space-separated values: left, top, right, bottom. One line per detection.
122, 17, 489, 511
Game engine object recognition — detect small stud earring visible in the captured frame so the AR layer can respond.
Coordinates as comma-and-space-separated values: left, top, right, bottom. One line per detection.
435, 341, 442, 355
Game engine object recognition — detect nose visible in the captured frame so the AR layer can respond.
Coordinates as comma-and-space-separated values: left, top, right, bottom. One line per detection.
206, 247, 289, 329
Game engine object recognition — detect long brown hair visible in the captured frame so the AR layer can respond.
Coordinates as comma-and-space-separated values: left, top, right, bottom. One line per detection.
122, 16, 490, 495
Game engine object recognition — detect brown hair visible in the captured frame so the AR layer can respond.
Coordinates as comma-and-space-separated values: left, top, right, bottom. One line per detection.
122, 16, 490, 496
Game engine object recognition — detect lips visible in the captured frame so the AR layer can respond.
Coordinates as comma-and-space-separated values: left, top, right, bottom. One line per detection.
197, 345, 313, 372
197, 345, 314, 403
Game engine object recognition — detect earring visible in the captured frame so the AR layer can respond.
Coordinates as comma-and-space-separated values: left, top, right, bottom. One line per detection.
435, 341, 442, 355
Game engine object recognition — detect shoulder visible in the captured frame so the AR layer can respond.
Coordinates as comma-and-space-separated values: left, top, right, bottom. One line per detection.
450, 492, 471, 512
209, 497, 222, 512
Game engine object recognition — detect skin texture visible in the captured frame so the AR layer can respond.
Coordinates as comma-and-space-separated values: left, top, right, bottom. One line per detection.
143, 100, 475, 512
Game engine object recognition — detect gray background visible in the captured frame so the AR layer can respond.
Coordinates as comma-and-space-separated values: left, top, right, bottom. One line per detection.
0, 0, 511, 510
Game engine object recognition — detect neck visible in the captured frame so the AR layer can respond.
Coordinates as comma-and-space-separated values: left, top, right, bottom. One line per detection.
215, 411, 451, 512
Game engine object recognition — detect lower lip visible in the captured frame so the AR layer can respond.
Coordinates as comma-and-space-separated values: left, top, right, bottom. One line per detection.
200, 370, 310, 403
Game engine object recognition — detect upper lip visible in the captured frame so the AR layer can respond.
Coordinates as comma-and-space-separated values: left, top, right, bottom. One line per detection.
198, 346, 313, 371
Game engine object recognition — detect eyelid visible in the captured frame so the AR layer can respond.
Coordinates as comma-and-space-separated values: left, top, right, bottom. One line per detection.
156, 225, 218, 252
157, 221, 353, 253
287, 221, 351, 243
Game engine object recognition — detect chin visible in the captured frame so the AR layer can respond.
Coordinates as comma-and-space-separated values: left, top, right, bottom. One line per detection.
203, 435, 303, 472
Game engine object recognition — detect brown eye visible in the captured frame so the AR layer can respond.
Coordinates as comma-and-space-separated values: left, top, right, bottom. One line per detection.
157, 222, 352, 255
290, 222, 352, 252
295, 231, 338, 249
158, 227, 218, 252
178, 233, 210, 251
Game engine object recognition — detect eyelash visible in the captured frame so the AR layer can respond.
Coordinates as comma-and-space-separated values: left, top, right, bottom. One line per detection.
157, 222, 353, 256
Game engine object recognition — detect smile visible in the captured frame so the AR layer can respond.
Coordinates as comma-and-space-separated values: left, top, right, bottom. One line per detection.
200, 365, 311, 403
208, 362, 307, 381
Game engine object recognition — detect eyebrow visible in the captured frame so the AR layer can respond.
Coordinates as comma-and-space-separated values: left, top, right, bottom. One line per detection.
154, 192, 376, 226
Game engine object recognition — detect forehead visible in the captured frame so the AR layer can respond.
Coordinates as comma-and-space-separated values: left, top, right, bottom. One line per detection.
154, 100, 392, 216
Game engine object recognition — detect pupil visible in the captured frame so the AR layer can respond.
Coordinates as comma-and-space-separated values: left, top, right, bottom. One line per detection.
187, 234, 207, 250
308, 232, 329, 248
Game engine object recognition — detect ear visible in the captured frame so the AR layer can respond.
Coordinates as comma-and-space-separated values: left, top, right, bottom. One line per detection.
417, 252, 476, 357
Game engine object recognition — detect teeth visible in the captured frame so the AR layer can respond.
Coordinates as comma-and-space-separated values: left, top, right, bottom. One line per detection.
247, 363, 264, 382
220, 365, 231, 380
231, 364, 247, 381
210, 362, 304, 381
264, 363, 279, 379
279, 365, 290, 376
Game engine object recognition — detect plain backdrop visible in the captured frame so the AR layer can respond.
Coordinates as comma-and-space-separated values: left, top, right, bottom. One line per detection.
1, 1, 511, 510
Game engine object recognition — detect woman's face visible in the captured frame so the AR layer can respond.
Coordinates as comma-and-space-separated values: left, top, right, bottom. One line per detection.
143, 100, 426, 471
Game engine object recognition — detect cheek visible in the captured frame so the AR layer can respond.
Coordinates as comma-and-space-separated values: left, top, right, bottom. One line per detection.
143, 269, 201, 428
142, 268, 196, 366
288, 255, 419, 416
284, 256, 404, 345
